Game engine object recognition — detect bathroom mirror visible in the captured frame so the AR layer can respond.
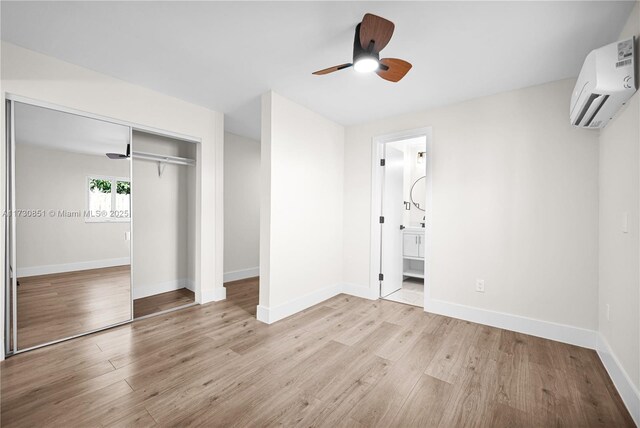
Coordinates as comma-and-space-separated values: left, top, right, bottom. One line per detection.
410, 176, 426, 211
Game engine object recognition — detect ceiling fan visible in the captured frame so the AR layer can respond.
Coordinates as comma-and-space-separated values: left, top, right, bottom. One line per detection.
313, 13, 412, 82
106, 143, 130, 160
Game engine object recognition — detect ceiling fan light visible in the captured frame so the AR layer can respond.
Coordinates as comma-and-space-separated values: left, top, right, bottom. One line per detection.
354, 57, 379, 73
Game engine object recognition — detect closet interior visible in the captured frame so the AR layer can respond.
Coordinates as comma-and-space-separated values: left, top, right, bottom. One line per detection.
131, 131, 196, 318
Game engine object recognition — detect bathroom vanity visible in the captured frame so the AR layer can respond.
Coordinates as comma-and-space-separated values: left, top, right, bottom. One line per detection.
402, 227, 425, 279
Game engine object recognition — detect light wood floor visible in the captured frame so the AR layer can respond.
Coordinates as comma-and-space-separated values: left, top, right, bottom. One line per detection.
1, 277, 634, 427
16, 265, 131, 349
134, 288, 195, 318
224, 276, 259, 316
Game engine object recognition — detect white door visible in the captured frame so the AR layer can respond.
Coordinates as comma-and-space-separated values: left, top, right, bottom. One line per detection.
380, 147, 404, 297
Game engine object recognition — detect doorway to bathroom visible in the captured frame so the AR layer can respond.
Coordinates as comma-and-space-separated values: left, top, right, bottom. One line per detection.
370, 128, 431, 308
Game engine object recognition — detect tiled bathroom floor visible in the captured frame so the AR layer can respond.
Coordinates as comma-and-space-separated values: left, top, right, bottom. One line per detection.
383, 278, 424, 307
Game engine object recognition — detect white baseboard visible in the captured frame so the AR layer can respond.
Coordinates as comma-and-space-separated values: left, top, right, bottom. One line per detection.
17, 257, 130, 278
201, 286, 226, 304
425, 298, 597, 349
256, 283, 342, 324
184, 279, 196, 292
133, 278, 192, 300
596, 333, 640, 425
224, 267, 259, 283
341, 283, 379, 300
256, 283, 597, 350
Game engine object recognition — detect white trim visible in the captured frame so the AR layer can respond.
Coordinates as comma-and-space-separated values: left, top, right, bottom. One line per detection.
223, 266, 259, 283
256, 305, 272, 324
132, 279, 193, 300
341, 283, 379, 300
128, 125, 134, 325
5, 93, 201, 144
256, 283, 342, 324
596, 333, 640, 425
201, 286, 226, 304
425, 298, 597, 349
17, 257, 130, 278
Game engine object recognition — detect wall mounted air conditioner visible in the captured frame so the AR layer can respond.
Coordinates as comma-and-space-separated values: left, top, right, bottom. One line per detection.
570, 37, 637, 129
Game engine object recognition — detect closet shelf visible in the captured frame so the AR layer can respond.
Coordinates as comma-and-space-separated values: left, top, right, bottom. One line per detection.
132, 151, 195, 166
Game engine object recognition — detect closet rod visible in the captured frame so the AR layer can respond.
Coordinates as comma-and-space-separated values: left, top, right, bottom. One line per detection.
132, 151, 195, 166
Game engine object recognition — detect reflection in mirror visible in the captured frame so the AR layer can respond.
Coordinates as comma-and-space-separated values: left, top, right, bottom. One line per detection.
13, 102, 132, 349
410, 176, 426, 212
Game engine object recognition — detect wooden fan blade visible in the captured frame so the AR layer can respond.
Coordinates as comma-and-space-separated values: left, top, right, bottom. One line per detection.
359, 13, 395, 54
312, 63, 352, 75
376, 58, 412, 82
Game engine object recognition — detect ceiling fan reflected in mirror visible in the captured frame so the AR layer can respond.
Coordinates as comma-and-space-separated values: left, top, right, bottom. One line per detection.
313, 13, 412, 82
106, 143, 130, 160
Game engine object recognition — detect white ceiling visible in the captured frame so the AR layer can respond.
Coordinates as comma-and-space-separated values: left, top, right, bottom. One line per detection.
14, 102, 130, 156
1, 1, 634, 140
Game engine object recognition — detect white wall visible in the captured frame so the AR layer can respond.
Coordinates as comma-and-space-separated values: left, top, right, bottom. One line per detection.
1, 42, 225, 359
224, 132, 260, 281
344, 79, 600, 332
132, 131, 196, 299
15, 144, 130, 275
258, 92, 344, 323
597, 2, 640, 422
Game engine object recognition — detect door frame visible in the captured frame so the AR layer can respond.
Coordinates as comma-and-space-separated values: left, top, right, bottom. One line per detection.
369, 127, 433, 309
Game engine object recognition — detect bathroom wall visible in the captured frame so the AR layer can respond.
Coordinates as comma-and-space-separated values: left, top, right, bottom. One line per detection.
388, 137, 427, 228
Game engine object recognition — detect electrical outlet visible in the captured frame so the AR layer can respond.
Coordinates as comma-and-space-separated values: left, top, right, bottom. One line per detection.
606, 304, 610, 321
476, 279, 485, 293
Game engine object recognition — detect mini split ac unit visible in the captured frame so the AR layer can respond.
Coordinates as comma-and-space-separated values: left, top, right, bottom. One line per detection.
570, 37, 637, 129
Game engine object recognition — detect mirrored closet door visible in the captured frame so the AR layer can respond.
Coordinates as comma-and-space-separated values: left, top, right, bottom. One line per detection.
5, 101, 133, 352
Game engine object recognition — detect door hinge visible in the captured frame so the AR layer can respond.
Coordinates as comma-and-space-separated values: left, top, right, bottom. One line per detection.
379, 273, 384, 281
380, 159, 385, 166
379, 216, 384, 224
